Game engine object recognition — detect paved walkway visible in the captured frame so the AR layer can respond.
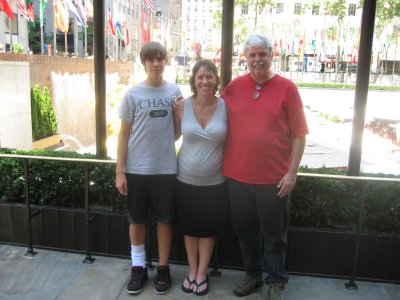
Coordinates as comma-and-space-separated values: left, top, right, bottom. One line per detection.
1, 244, 399, 300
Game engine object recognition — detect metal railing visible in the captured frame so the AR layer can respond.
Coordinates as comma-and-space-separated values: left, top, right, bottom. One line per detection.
0, 153, 399, 287
0, 154, 115, 264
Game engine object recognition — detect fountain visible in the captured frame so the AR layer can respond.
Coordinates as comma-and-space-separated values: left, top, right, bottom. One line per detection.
51, 72, 121, 156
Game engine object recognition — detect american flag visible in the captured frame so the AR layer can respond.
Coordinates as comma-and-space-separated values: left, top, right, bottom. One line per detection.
144, 0, 155, 13
16, 0, 32, 21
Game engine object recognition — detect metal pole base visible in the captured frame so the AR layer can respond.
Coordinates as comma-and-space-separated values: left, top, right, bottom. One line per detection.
209, 268, 222, 278
24, 249, 37, 257
146, 261, 155, 271
345, 280, 358, 290
82, 256, 96, 264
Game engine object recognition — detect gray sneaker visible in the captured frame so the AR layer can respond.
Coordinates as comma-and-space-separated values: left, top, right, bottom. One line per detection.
268, 281, 284, 300
233, 274, 264, 297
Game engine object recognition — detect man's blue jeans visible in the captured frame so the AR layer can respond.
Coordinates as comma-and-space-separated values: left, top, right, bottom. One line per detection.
228, 178, 289, 283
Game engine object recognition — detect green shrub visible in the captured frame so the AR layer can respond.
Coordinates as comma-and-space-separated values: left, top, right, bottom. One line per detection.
31, 85, 58, 140
291, 166, 400, 235
11, 43, 24, 53
0, 148, 124, 212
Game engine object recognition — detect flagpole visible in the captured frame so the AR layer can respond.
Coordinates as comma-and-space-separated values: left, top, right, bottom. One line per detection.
40, 1, 44, 55
74, 18, 78, 56
84, 0, 87, 57
116, 37, 119, 60
64, 31, 67, 56
9, 18, 13, 51
54, 4, 57, 56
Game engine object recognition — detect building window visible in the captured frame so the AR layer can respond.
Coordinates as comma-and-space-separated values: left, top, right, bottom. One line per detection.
312, 5, 319, 15
276, 3, 284, 14
241, 4, 248, 15
4, 14, 18, 35
294, 3, 302, 14
348, 4, 356, 16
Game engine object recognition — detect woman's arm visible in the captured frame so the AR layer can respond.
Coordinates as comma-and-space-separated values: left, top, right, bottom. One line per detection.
173, 95, 185, 141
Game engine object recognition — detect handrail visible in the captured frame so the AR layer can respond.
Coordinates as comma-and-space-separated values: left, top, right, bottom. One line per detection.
1, 154, 399, 183
298, 172, 400, 182
0, 153, 115, 164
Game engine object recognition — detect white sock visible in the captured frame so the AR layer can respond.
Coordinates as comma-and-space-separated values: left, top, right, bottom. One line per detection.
131, 244, 146, 267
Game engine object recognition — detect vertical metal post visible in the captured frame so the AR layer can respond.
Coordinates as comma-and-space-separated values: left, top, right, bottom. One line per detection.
347, 0, 377, 175
145, 221, 155, 270
23, 159, 37, 257
345, 181, 367, 289
93, 0, 108, 159
83, 163, 95, 263
220, 0, 234, 90
209, 239, 222, 278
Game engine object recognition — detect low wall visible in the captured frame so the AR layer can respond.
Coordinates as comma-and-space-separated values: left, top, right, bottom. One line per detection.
0, 53, 133, 90
0, 61, 32, 149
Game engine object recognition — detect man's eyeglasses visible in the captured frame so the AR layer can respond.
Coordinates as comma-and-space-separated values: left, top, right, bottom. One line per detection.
252, 84, 263, 100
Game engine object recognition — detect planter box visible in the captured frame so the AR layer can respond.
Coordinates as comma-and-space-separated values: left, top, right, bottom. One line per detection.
0, 203, 399, 282
32, 134, 61, 150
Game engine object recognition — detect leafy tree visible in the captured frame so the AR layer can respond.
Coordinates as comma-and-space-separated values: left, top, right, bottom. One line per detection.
322, 0, 347, 77
212, 0, 276, 47
28, 19, 41, 54
235, 0, 276, 31
375, 0, 400, 75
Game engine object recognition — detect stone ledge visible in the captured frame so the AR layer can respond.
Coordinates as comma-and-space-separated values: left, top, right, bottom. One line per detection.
32, 134, 61, 150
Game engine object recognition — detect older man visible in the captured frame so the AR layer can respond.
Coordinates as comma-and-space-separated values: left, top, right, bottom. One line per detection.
221, 34, 309, 300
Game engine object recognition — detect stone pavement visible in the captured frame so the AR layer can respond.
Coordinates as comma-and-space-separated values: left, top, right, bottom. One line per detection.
1, 244, 399, 300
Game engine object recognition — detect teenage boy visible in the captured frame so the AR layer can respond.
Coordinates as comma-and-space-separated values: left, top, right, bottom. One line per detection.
116, 41, 182, 295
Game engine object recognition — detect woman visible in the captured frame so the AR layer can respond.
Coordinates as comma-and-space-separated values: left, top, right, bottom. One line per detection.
173, 59, 229, 296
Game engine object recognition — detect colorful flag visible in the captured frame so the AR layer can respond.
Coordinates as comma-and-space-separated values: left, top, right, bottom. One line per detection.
40, 0, 47, 27
141, 9, 151, 43
74, 0, 87, 25
116, 21, 124, 40
64, 0, 85, 27
144, 0, 155, 13
85, 0, 93, 18
108, 9, 117, 40
123, 22, 129, 46
54, 0, 69, 33
0, 0, 14, 19
26, 0, 35, 21
16, 0, 31, 21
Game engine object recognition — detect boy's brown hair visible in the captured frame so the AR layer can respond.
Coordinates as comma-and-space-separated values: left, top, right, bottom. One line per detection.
140, 41, 168, 64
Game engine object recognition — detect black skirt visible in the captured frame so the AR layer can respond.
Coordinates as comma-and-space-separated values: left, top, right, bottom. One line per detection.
176, 179, 230, 237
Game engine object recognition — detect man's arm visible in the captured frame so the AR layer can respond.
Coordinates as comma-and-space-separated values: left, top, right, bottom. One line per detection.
277, 136, 306, 198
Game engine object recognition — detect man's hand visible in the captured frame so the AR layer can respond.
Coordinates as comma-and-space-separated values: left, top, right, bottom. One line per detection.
277, 171, 297, 198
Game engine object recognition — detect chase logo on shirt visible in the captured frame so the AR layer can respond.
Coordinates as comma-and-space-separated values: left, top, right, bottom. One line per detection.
150, 110, 168, 118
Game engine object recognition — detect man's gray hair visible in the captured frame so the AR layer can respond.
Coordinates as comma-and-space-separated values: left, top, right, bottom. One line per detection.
244, 34, 273, 57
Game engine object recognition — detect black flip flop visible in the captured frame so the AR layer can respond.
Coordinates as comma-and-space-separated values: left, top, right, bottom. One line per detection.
194, 276, 209, 296
181, 276, 195, 293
